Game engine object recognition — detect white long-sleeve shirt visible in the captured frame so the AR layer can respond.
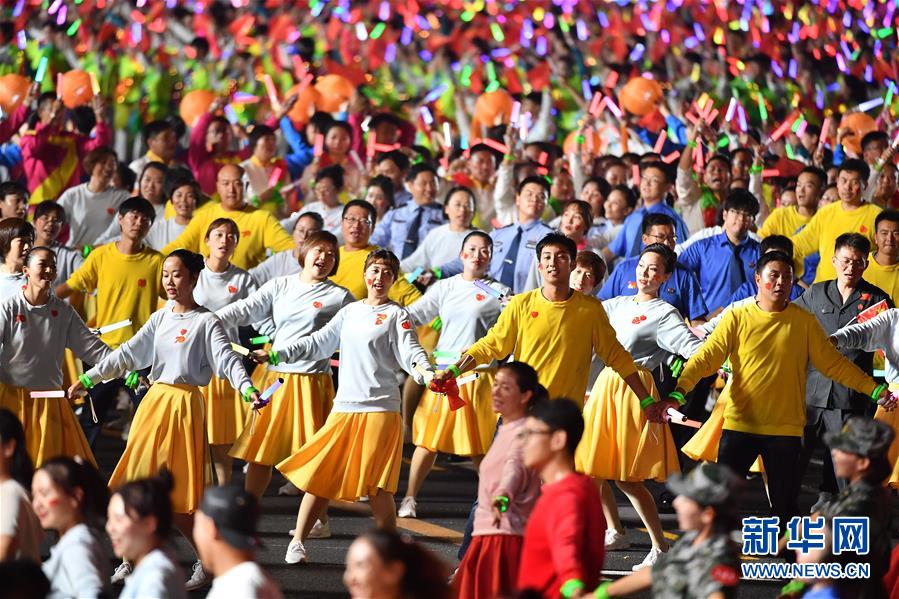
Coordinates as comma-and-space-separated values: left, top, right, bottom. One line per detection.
42, 523, 109, 599
399, 225, 472, 273
215, 276, 354, 374
406, 275, 509, 367
602, 296, 703, 371
193, 263, 257, 340
85, 306, 253, 393
279, 301, 431, 412
144, 218, 187, 251
249, 250, 301, 286
833, 308, 899, 382
57, 183, 130, 248
0, 292, 109, 389
0, 272, 24, 301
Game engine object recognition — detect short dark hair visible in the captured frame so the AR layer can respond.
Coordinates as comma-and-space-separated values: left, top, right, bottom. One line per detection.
608, 183, 638, 209
82, 146, 117, 174
144, 120, 174, 140
640, 161, 670, 183
575, 250, 606, 282
118, 196, 156, 223
562, 200, 592, 233
205, 217, 239, 241
582, 176, 611, 199
722, 188, 760, 216
707, 154, 732, 171
298, 231, 340, 276
377, 150, 410, 172
363, 248, 400, 279
139, 161, 169, 186
760, 235, 793, 257
315, 164, 345, 190
861, 130, 889, 152
309, 111, 334, 133
325, 120, 353, 138
343, 199, 377, 224
528, 398, 585, 456
834, 232, 871, 255
33, 200, 66, 223
536, 232, 577, 261
798, 165, 828, 187
755, 250, 793, 275
642, 212, 675, 234
367, 175, 395, 206
497, 361, 541, 404
461, 230, 492, 251
247, 124, 276, 151
875, 209, 899, 230
0, 408, 33, 490
295, 211, 325, 231
165, 172, 202, 202
405, 162, 438, 183
113, 470, 175, 542
838, 159, 870, 182
517, 175, 550, 196
0, 181, 28, 201
0, 218, 34, 261
640, 243, 677, 274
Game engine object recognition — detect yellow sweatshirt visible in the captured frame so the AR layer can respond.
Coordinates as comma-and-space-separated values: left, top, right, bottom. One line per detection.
162, 203, 294, 270
864, 253, 899, 306
791, 201, 881, 283
758, 205, 811, 239
330, 245, 421, 306
678, 302, 878, 437
465, 289, 637, 402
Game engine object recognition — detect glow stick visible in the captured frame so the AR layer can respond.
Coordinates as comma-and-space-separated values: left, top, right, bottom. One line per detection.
263, 74, 279, 108
443, 122, 452, 147
761, 169, 781, 178
855, 97, 884, 112
666, 407, 701, 428
95, 319, 131, 335
35, 56, 49, 83
510, 101, 521, 125
405, 267, 424, 283
653, 130, 667, 154
482, 137, 510, 154
456, 372, 479, 386
605, 97, 623, 118
259, 377, 283, 404
250, 335, 270, 345
725, 97, 737, 122
56, 73, 63, 99
267, 167, 282, 187
819, 117, 832, 146
588, 92, 603, 116
230, 342, 250, 356
412, 362, 434, 384
769, 118, 793, 142
474, 279, 504, 299
313, 133, 324, 157
30, 390, 65, 398
89, 72, 100, 95
661, 150, 681, 163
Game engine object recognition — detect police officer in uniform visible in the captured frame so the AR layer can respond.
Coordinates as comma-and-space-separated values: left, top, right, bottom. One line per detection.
585, 463, 743, 599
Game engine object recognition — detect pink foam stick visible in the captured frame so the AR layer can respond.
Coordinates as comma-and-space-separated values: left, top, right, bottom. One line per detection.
661, 150, 681, 163
694, 145, 705, 170
366, 132, 378, 158
263, 74, 279, 107
705, 109, 719, 124
373, 142, 401, 152
769, 118, 793, 142
313, 133, 324, 157
56, 73, 63, 99
653, 129, 667, 154
761, 169, 781, 178
588, 91, 603, 116
509, 101, 521, 125
605, 97, 623, 119
483, 137, 510, 154
267, 167, 282, 187
632, 163, 640, 185
819, 117, 831, 145
604, 70, 619, 89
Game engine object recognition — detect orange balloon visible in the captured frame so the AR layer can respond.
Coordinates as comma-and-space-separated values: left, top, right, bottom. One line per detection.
314, 74, 354, 113
839, 112, 877, 156
179, 89, 217, 128
285, 82, 320, 127
619, 76, 663, 117
0, 74, 30, 114
60, 70, 94, 109
563, 129, 604, 156
474, 89, 514, 128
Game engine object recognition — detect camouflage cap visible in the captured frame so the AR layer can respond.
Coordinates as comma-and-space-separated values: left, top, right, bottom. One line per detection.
667, 462, 741, 508
824, 416, 895, 459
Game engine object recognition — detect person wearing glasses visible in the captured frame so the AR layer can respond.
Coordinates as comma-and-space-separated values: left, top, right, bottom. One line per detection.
296, 165, 346, 243
599, 213, 708, 325
678, 189, 761, 317
329, 200, 421, 306
370, 163, 446, 260
794, 233, 893, 502
162, 164, 294, 270
603, 162, 689, 264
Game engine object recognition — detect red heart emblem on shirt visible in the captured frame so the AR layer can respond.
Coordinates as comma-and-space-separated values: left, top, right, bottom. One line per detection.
106, 207, 115, 215
242, 230, 252, 237
50, 309, 58, 317
401, 321, 411, 330
475, 293, 486, 301
15, 314, 25, 323
227, 285, 238, 294
312, 301, 323, 309
640, 315, 647, 321
860, 225, 868, 233
137, 279, 146, 287
530, 311, 539, 318
180, 329, 187, 335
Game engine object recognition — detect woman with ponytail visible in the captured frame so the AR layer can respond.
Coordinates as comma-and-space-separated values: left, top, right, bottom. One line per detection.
0, 408, 42, 562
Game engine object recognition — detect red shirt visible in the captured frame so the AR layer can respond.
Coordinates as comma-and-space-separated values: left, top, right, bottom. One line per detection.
517, 472, 606, 597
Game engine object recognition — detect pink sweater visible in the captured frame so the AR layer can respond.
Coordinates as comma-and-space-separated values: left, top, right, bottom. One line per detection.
473, 418, 541, 537
0, 105, 29, 144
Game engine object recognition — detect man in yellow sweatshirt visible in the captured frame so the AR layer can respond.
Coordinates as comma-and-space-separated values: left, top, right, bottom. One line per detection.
670, 251, 894, 526
434, 233, 654, 411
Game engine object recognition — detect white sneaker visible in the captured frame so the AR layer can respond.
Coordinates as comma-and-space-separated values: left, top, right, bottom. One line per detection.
278, 482, 300, 496
397, 496, 417, 518
631, 547, 664, 571
604, 529, 631, 550
357, 495, 369, 503
185, 561, 211, 590
110, 561, 132, 584
308, 519, 331, 539
285, 539, 307, 564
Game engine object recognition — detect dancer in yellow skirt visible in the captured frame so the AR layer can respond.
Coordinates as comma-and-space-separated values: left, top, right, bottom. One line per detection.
194, 218, 257, 485
68, 249, 260, 590
216, 231, 354, 500
397, 231, 509, 519
257, 249, 432, 565
832, 307, 899, 487
0, 247, 109, 467
576, 244, 703, 571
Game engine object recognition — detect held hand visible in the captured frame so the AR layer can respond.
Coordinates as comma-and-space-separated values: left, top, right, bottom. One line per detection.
209, 95, 229, 114
250, 349, 270, 364
91, 94, 106, 119
247, 391, 265, 410
491, 504, 504, 528
431, 369, 454, 386
67, 380, 86, 400
24, 82, 40, 107
274, 93, 299, 121
877, 390, 898, 412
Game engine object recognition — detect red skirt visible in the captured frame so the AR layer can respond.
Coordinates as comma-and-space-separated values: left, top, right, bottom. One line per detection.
455, 534, 523, 599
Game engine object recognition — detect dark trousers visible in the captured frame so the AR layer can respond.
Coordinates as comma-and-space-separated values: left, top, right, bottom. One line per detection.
718, 430, 801, 526
799, 406, 860, 495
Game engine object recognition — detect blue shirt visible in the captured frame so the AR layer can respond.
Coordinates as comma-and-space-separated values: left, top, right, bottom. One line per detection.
370, 202, 446, 258
279, 117, 314, 181
599, 257, 709, 320
679, 232, 761, 313
608, 202, 691, 259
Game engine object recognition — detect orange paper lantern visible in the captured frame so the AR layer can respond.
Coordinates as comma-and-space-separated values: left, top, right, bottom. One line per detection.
313, 74, 354, 113
473, 89, 514, 127
0, 74, 30, 114
179, 89, 217, 128
60, 70, 94, 109
839, 112, 877, 156
563, 129, 604, 156
285, 82, 320, 127
619, 76, 663, 117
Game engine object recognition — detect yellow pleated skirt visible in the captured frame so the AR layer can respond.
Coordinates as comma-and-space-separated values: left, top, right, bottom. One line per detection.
62, 349, 81, 389
876, 383, 899, 488
230, 370, 334, 466
277, 411, 403, 501
202, 375, 249, 445
0, 384, 97, 468
417, 324, 439, 354
681, 385, 764, 472
575, 366, 680, 482
413, 369, 497, 456
108, 383, 210, 514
